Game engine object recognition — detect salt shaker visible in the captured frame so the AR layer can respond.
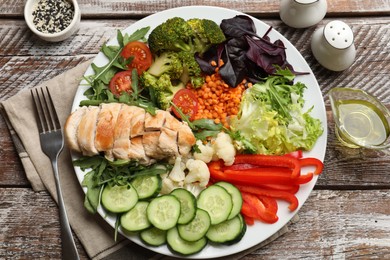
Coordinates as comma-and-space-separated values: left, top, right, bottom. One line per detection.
279, 0, 328, 28
311, 20, 356, 71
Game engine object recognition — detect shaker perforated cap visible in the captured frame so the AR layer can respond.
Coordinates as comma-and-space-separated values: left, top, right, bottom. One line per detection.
295, 0, 319, 4
323, 20, 354, 49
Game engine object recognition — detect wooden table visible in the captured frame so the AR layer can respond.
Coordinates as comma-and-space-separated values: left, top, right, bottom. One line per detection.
1, 1, 390, 259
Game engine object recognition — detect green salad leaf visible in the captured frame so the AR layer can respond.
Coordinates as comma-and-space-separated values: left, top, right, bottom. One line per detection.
82, 27, 151, 105
75, 155, 172, 213
230, 68, 323, 155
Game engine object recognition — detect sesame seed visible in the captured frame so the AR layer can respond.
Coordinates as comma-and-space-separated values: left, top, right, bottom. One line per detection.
32, 0, 75, 34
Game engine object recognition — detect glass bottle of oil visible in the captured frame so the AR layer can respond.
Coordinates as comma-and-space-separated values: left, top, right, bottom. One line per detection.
329, 88, 390, 149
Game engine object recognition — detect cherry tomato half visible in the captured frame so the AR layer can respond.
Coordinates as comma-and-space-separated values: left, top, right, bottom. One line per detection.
172, 89, 199, 121
121, 41, 153, 75
109, 70, 133, 97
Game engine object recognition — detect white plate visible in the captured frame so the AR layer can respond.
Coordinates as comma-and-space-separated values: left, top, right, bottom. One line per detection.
71, 6, 328, 259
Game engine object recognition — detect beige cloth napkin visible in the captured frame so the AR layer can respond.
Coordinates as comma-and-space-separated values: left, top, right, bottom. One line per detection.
0, 60, 299, 259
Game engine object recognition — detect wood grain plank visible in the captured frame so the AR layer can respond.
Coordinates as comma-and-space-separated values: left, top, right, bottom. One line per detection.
1, 0, 389, 18
0, 188, 88, 259
0, 118, 28, 186
250, 189, 390, 259
1, 188, 390, 259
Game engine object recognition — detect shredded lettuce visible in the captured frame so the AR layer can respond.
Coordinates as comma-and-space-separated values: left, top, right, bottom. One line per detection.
230, 68, 323, 155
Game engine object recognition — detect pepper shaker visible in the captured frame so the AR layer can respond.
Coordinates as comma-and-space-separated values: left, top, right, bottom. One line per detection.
279, 0, 328, 28
311, 20, 356, 71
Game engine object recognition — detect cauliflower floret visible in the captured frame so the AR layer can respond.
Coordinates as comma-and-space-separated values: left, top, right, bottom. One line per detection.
184, 183, 204, 197
160, 174, 178, 194
168, 156, 186, 183
193, 140, 214, 163
213, 132, 236, 166
184, 159, 210, 187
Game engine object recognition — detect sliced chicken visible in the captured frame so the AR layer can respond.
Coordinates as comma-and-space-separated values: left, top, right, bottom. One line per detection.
95, 103, 122, 152
159, 127, 178, 156
65, 103, 196, 164
64, 106, 88, 153
112, 105, 134, 160
142, 131, 165, 160
77, 106, 100, 156
130, 106, 146, 138
144, 110, 166, 131
129, 136, 152, 165
177, 124, 196, 156
164, 112, 182, 130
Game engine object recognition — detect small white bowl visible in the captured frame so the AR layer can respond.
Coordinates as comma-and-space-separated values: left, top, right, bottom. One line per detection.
24, 0, 81, 42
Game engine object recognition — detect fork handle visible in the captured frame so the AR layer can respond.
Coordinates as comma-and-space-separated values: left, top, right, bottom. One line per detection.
51, 159, 80, 260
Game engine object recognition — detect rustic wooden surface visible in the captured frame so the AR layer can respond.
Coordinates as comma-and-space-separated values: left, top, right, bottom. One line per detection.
1, 1, 390, 259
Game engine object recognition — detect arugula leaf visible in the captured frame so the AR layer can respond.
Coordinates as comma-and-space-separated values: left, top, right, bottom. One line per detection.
74, 155, 172, 213
82, 27, 150, 103
123, 27, 150, 45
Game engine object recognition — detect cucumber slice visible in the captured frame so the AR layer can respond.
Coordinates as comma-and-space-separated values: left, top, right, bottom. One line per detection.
197, 185, 233, 225
101, 184, 138, 213
167, 227, 207, 256
147, 195, 181, 230
214, 181, 243, 219
140, 227, 167, 247
170, 188, 197, 224
131, 174, 162, 199
121, 201, 151, 232
178, 208, 211, 242
206, 214, 246, 244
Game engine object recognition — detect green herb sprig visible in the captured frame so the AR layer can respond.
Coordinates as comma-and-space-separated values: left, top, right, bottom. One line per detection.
75, 155, 172, 213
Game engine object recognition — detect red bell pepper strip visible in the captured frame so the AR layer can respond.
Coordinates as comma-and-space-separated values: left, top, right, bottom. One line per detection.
209, 160, 312, 187
242, 214, 255, 225
241, 192, 278, 224
258, 183, 300, 194
299, 157, 324, 175
258, 195, 278, 215
236, 184, 299, 211
284, 150, 303, 159
234, 154, 301, 178
223, 169, 296, 185
223, 163, 261, 171
230, 167, 293, 175
294, 172, 313, 184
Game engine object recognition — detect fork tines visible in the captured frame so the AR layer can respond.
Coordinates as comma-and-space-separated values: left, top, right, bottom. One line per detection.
31, 86, 61, 133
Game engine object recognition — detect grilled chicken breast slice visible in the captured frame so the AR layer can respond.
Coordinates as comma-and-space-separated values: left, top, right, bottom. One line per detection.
159, 127, 179, 156
64, 106, 87, 153
129, 136, 152, 165
130, 106, 146, 138
142, 131, 165, 160
112, 105, 134, 160
65, 103, 196, 163
144, 110, 166, 131
95, 103, 122, 152
177, 124, 196, 156
77, 106, 100, 156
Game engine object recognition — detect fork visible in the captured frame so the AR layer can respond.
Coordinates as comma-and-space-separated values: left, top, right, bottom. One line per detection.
31, 87, 80, 260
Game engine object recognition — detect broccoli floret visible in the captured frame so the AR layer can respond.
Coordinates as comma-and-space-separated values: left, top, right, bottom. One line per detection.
178, 51, 202, 76
187, 18, 226, 54
147, 52, 184, 80
177, 51, 205, 88
148, 17, 194, 54
140, 72, 185, 110
148, 17, 226, 56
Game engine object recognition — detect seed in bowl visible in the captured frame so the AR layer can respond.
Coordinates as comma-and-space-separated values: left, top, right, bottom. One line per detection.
32, 0, 74, 34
